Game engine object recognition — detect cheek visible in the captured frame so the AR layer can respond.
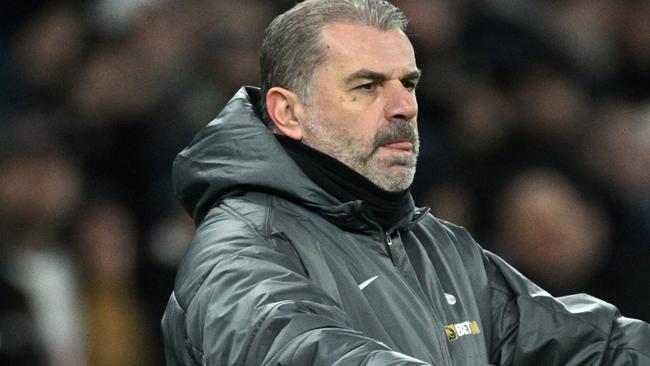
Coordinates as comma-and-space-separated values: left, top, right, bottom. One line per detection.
314, 91, 381, 141
336, 114, 376, 142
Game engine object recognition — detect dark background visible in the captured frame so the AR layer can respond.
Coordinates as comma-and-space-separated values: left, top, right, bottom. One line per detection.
1, 0, 648, 365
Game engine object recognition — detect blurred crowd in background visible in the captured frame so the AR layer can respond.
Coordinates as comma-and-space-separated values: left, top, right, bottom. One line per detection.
1, 0, 648, 365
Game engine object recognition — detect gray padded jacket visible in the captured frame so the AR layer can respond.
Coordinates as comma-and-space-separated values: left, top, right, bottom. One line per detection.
162, 87, 650, 365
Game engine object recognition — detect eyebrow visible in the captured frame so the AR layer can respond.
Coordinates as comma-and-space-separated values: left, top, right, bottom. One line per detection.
345, 68, 422, 85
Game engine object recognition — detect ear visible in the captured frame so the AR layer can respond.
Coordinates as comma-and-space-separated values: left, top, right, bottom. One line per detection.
265, 87, 305, 141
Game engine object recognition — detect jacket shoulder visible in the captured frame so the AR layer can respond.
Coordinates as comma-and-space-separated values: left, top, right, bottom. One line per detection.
172, 194, 280, 308
413, 214, 484, 259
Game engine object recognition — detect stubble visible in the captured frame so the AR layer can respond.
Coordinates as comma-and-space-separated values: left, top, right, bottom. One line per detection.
301, 107, 419, 191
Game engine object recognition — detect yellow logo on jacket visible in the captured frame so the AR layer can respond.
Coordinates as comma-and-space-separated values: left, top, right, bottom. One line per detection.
444, 320, 481, 341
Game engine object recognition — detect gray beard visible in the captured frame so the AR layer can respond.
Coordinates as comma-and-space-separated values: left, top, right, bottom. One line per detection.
301, 109, 419, 192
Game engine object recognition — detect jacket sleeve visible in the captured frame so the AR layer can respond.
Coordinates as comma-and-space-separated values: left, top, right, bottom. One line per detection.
482, 249, 650, 365
166, 209, 432, 366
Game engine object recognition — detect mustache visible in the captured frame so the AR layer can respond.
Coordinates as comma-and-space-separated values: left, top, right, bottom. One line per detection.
372, 120, 418, 150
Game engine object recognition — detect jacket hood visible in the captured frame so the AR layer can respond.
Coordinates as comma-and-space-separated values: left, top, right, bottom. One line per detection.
173, 87, 345, 223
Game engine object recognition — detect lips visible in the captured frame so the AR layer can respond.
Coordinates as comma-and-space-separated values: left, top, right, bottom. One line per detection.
381, 140, 413, 152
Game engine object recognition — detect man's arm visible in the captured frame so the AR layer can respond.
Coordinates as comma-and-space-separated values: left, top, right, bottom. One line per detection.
483, 249, 650, 365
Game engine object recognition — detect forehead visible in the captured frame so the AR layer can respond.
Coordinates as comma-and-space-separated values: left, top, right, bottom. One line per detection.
317, 23, 417, 77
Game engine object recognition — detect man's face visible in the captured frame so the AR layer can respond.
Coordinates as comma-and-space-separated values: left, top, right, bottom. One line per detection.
301, 23, 420, 192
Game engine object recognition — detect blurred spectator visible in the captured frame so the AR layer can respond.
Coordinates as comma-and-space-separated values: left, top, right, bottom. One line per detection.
614, 0, 650, 100
585, 102, 650, 203
0, 122, 85, 366
512, 67, 590, 144
8, 5, 87, 111
579, 101, 650, 321
147, 206, 194, 271
454, 79, 514, 155
0, 270, 43, 364
75, 200, 154, 366
550, 0, 620, 87
92, 0, 161, 36
492, 168, 610, 295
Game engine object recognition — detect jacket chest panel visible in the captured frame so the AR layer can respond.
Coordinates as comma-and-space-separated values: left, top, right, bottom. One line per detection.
403, 226, 490, 365
277, 213, 488, 364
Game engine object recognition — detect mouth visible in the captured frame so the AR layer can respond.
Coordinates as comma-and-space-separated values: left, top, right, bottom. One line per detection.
380, 140, 413, 152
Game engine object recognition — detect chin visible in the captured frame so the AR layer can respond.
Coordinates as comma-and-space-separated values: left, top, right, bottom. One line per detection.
372, 168, 415, 192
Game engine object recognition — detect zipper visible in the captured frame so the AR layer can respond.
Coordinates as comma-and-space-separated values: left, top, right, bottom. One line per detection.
385, 230, 455, 365
383, 231, 396, 265
359, 206, 454, 363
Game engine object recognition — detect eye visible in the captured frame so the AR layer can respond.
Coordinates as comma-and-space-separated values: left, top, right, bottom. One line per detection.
402, 80, 417, 91
356, 82, 377, 92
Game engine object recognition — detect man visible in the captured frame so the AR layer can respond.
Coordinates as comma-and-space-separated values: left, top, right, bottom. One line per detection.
162, 0, 650, 365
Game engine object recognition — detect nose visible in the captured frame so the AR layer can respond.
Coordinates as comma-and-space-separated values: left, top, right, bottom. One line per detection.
384, 81, 418, 121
